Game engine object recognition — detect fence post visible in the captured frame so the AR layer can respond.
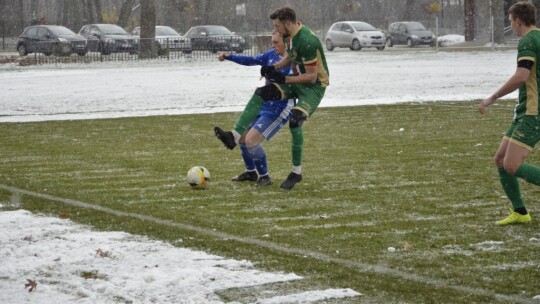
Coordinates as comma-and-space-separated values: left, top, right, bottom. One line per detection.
435, 16, 439, 52
2, 20, 5, 50
491, 16, 495, 51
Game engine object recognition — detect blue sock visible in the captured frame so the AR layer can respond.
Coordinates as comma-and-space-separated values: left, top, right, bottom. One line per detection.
248, 144, 268, 176
240, 143, 255, 171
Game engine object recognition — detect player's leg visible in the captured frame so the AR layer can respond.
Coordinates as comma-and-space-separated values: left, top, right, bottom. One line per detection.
214, 84, 284, 150
512, 116, 540, 187
496, 120, 534, 225
232, 132, 258, 182
245, 100, 293, 187
280, 85, 325, 190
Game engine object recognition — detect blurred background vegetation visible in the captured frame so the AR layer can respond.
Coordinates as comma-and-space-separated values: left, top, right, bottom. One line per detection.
0, 0, 527, 43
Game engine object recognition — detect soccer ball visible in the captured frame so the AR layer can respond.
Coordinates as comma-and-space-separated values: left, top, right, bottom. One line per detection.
186, 166, 211, 189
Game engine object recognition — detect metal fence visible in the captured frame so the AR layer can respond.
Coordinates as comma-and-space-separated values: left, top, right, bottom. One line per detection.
1, 35, 273, 65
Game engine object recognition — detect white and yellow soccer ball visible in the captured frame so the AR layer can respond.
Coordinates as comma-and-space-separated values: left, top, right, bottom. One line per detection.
186, 166, 211, 189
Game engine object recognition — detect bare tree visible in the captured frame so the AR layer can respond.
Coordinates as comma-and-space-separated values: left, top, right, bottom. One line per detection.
139, 0, 156, 59
464, 0, 475, 41
62, 0, 70, 27
94, 0, 103, 23
402, 0, 417, 21
118, 0, 135, 28
492, 0, 505, 44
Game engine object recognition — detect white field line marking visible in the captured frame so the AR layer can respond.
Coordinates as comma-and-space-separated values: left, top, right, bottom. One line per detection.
0, 184, 530, 303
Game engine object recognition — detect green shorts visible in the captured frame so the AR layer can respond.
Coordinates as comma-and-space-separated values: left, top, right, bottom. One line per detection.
275, 83, 326, 116
504, 115, 540, 152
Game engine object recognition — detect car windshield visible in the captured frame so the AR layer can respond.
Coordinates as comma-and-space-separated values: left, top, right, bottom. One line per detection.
351, 22, 376, 31
156, 27, 180, 36
406, 23, 427, 31
206, 26, 233, 36
99, 24, 128, 35
49, 26, 76, 36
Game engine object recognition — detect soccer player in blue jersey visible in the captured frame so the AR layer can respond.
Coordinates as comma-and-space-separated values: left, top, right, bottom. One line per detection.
215, 31, 293, 186
479, 1, 540, 225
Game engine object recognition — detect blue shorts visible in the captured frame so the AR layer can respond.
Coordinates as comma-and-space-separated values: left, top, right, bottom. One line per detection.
248, 99, 294, 140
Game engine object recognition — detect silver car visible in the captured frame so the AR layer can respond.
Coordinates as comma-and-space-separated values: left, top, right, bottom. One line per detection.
325, 21, 385, 51
131, 26, 192, 54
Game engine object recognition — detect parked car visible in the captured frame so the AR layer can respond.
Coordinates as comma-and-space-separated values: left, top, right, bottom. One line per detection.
17, 25, 87, 57
386, 22, 436, 47
131, 26, 192, 54
325, 21, 385, 51
78, 24, 137, 55
184, 25, 246, 53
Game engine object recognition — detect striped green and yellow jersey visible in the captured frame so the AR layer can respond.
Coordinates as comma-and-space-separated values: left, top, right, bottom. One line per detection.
285, 24, 330, 88
515, 29, 540, 120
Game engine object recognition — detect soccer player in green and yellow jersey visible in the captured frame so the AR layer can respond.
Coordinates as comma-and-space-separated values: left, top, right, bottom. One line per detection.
479, 1, 540, 225
215, 6, 329, 190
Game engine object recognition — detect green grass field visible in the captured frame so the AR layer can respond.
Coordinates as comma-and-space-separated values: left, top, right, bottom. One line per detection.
1, 101, 539, 303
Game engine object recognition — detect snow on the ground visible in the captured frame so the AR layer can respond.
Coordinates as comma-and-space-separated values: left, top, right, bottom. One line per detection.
437, 34, 465, 46
0, 208, 361, 303
0, 49, 521, 302
0, 49, 517, 122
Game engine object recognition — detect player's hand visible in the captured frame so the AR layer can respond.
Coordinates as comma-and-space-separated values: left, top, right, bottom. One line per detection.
218, 52, 228, 61
479, 97, 494, 115
266, 70, 286, 84
260, 66, 276, 77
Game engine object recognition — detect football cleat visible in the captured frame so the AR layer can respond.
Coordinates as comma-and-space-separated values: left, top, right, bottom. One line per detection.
232, 171, 258, 182
280, 172, 302, 190
255, 175, 273, 187
496, 211, 532, 225
214, 126, 237, 150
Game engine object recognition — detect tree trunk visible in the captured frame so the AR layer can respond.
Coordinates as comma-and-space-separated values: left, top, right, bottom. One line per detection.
72, 2, 84, 31
492, 0, 505, 44
402, 0, 416, 21
62, 0, 70, 27
139, 0, 156, 59
17, 0, 25, 29
464, 0, 475, 41
94, 0, 103, 23
83, 0, 93, 25
118, 0, 135, 28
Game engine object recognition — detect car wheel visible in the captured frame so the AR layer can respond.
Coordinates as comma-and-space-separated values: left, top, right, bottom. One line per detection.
77, 50, 87, 56
377, 46, 385, 51
386, 38, 393, 47
325, 39, 334, 51
350, 39, 361, 51
18, 44, 28, 56
182, 50, 192, 54
407, 38, 415, 47
43, 51, 52, 56
235, 48, 244, 54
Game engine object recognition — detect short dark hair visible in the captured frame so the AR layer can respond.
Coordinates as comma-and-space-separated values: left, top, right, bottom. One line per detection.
269, 7, 296, 23
509, 1, 536, 26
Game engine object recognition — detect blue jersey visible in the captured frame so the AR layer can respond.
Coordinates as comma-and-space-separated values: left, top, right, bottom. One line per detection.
226, 49, 291, 86
226, 49, 293, 140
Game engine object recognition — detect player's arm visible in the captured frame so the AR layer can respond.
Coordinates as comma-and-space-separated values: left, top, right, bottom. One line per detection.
273, 53, 290, 70
220, 51, 268, 66
284, 63, 318, 84
479, 62, 531, 114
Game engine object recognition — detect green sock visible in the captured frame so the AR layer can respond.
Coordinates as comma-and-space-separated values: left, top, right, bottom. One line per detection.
290, 126, 303, 167
234, 94, 263, 135
498, 167, 525, 210
515, 163, 540, 186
